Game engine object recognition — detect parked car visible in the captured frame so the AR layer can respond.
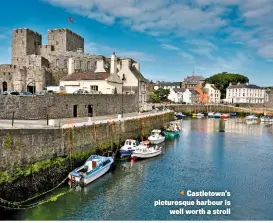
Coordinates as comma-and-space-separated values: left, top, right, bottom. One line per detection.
2, 91, 20, 95
20, 92, 33, 95
36, 90, 46, 95
73, 89, 89, 94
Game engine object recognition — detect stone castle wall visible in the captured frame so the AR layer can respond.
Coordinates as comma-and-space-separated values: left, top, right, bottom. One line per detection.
0, 94, 138, 120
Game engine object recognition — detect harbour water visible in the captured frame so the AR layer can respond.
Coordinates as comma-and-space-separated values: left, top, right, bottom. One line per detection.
2, 119, 273, 220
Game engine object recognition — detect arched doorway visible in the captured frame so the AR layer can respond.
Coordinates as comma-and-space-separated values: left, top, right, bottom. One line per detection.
27, 83, 36, 94
2, 81, 7, 91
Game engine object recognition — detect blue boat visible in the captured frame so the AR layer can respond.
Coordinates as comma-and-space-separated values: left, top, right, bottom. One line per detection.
214, 113, 221, 118
68, 155, 113, 186
230, 112, 237, 117
176, 112, 186, 119
119, 139, 139, 157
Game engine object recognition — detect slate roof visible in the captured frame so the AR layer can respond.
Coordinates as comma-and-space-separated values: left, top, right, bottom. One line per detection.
190, 90, 200, 95
154, 81, 181, 86
183, 75, 205, 84
227, 84, 262, 89
61, 72, 110, 81
130, 66, 148, 82
173, 87, 186, 93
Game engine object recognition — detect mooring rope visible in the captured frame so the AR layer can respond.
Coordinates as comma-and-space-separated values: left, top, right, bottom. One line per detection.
0, 177, 68, 208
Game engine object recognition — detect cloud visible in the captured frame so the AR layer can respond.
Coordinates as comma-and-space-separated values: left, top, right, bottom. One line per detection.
43, 0, 273, 61
85, 41, 155, 62
179, 52, 194, 61
257, 44, 273, 59
161, 44, 180, 51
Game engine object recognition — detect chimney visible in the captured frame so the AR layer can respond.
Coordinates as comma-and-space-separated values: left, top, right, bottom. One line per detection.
133, 62, 140, 72
68, 58, 75, 75
121, 59, 130, 69
246, 82, 249, 86
229, 82, 232, 86
237, 82, 240, 85
95, 59, 106, 73
110, 52, 117, 75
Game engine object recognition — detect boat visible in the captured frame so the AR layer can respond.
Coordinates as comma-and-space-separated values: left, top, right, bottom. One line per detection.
119, 139, 139, 157
148, 129, 165, 144
164, 122, 180, 138
214, 113, 221, 119
192, 113, 197, 118
221, 113, 230, 119
260, 116, 273, 122
68, 155, 113, 185
230, 112, 237, 117
196, 113, 204, 118
208, 112, 214, 118
176, 112, 186, 119
245, 115, 258, 124
131, 141, 162, 159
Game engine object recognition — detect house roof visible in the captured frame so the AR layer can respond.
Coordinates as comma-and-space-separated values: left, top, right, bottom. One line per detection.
190, 89, 200, 95
130, 66, 148, 82
173, 87, 186, 93
154, 81, 181, 86
183, 75, 205, 84
61, 72, 110, 81
227, 83, 262, 89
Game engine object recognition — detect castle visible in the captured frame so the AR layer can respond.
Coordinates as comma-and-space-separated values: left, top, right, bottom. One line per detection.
0, 28, 134, 93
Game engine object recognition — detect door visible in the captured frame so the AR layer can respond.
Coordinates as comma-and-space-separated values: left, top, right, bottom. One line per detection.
27, 85, 36, 94
2, 81, 7, 91
88, 104, 93, 117
73, 105, 78, 117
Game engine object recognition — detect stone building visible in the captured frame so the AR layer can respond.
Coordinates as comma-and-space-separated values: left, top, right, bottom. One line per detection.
180, 75, 205, 90
0, 28, 148, 99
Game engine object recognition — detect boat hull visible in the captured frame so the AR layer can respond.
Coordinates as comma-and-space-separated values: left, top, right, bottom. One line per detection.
148, 137, 165, 144
131, 150, 162, 159
119, 149, 135, 157
164, 130, 180, 138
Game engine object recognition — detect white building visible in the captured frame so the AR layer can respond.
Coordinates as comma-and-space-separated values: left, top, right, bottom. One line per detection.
116, 55, 148, 104
204, 83, 221, 104
60, 57, 122, 94
226, 82, 268, 104
167, 88, 193, 104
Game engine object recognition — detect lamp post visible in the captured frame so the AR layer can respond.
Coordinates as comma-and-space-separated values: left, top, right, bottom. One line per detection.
121, 74, 126, 118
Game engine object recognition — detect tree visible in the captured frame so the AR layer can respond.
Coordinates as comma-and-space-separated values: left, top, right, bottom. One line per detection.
150, 88, 170, 103
204, 72, 249, 99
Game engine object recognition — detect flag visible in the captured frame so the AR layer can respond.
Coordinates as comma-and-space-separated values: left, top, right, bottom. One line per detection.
68, 17, 74, 23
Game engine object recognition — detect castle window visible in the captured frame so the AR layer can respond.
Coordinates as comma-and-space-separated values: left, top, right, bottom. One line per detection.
80, 61, 83, 70
56, 59, 60, 67
87, 61, 91, 70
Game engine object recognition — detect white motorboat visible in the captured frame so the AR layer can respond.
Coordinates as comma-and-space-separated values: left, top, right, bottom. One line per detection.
208, 112, 214, 118
148, 129, 165, 144
131, 141, 162, 159
245, 115, 258, 124
196, 113, 204, 118
119, 139, 139, 157
68, 155, 113, 186
260, 116, 273, 122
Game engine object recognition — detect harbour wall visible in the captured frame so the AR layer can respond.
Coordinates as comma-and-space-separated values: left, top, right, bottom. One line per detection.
166, 104, 271, 115
0, 112, 174, 202
0, 94, 138, 120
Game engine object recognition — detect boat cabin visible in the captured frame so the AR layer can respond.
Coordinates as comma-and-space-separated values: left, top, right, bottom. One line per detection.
124, 139, 138, 147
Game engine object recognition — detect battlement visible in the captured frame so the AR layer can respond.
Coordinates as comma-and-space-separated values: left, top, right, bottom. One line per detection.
48, 28, 84, 40
13, 28, 42, 37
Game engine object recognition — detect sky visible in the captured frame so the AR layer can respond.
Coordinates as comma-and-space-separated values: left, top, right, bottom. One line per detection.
0, 0, 273, 86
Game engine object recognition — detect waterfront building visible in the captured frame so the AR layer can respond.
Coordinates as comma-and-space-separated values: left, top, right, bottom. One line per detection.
180, 75, 205, 90
226, 82, 268, 104
190, 90, 200, 104
60, 57, 123, 94
203, 83, 221, 104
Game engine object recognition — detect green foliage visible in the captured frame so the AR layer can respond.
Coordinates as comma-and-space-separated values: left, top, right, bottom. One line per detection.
205, 72, 249, 99
3, 134, 14, 150
151, 88, 170, 103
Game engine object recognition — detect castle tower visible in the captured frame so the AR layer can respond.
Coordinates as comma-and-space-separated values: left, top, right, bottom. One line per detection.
47, 28, 84, 52
12, 28, 42, 65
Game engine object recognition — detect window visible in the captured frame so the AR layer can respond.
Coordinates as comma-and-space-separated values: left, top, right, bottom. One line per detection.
87, 61, 91, 70
91, 85, 98, 91
56, 59, 59, 67
80, 61, 83, 69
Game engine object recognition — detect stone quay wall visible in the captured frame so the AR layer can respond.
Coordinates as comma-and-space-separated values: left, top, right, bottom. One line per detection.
0, 112, 174, 201
0, 94, 138, 120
